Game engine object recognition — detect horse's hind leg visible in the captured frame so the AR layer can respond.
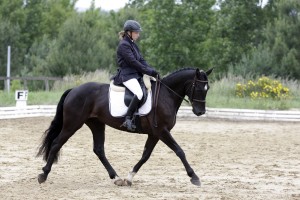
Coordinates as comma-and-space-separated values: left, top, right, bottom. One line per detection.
85, 118, 123, 186
159, 129, 200, 186
38, 128, 78, 183
124, 134, 159, 186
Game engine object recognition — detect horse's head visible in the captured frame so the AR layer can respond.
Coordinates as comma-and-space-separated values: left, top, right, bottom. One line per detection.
187, 68, 213, 116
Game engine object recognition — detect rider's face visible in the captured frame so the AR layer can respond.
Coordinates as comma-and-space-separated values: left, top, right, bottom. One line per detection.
131, 31, 140, 41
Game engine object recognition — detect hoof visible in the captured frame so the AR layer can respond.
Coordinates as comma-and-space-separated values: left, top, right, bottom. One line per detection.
124, 179, 132, 187
191, 176, 201, 186
38, 173, 47, 184
113, 177, 125, 186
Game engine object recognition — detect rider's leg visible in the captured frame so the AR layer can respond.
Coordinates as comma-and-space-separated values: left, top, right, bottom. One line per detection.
123, 79, 143, 101
122, 78, 143, 131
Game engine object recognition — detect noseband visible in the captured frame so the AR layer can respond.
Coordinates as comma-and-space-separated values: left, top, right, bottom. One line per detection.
188, 75, 208, 104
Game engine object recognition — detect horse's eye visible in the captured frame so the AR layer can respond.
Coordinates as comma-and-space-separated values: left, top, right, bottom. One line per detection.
204, 84, 208, 91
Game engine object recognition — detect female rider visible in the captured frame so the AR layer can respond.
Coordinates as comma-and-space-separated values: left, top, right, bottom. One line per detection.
113, 20, 158, 131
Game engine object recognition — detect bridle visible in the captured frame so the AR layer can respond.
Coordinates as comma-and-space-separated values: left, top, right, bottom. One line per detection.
156, 72, 208, 104
187, 75, 208, 104
152, 70, 208, 127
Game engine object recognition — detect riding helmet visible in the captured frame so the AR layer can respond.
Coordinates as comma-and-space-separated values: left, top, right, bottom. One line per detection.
123, 20, 142, 32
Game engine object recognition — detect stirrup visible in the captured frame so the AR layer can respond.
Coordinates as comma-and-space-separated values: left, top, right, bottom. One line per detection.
121, 117, 136, 131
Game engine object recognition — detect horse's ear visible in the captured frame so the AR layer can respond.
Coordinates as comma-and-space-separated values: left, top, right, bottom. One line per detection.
206, 68, 214, 76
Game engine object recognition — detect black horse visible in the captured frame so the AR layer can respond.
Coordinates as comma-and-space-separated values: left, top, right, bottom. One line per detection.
37, 67, 213, 186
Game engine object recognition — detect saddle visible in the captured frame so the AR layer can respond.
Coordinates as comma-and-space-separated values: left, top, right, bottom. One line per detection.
121, 79, 148, 107
109, 75, 155, 117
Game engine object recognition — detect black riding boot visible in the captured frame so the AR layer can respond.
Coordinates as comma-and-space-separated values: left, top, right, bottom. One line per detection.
122, 95, 141, 131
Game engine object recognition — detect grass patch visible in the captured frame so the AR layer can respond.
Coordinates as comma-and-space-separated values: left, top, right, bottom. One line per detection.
206, 74, 300, 110
0, 92, 15, 107
0, 91, 64, 106
52, 70, 110, 91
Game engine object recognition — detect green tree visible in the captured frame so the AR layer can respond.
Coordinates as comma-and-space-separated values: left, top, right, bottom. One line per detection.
204, 0, 266, 75
44, 6, 141, 77
40, 0, 76, 39
265, 0, 300, 79
25, 35, 53, 76
23, 0, 77, 75
232, 0, 300, 79
129, 0, 215, 74
46, 9, 113, 76
23, 0, 76, 42
22, 0, 44, 47
0, 0, 27, 80
0, 0, 26, 27
0, 0, 77, 78
0, 20, 24, 80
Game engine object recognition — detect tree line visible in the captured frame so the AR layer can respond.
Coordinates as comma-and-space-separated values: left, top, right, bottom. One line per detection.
0, 0, 299, 89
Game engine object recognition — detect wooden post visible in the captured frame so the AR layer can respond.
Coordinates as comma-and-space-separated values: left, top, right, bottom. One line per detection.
4, 79, 7, 90
23, 79, 28, 90
45, 79, 49, 91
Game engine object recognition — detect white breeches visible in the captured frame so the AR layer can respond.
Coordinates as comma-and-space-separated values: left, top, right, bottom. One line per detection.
123, 78, 143, 100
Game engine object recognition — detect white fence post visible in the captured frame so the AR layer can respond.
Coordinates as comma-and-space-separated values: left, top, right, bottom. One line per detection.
6, 46, 11, 93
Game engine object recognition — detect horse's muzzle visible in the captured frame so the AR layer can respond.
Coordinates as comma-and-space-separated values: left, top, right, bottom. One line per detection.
193, 108, 206, 116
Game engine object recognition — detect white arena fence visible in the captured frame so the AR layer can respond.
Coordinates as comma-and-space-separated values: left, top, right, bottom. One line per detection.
0, 105, 300, 122
0, 105, 56, 119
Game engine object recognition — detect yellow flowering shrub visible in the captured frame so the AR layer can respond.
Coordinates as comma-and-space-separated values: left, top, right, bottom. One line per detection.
235, 77, 290, 100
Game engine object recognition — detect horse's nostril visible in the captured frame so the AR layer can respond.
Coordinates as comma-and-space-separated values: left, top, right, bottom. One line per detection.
199, 111, 206, 115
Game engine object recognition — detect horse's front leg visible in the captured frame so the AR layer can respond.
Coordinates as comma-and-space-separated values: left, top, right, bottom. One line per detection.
124, 134, 159, 186
86, 120, 123, 186
159, 128, 201, 186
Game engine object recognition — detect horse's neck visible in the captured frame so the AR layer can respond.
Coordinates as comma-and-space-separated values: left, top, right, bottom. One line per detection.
163, 70, 194, 96
161, 70, 194, 107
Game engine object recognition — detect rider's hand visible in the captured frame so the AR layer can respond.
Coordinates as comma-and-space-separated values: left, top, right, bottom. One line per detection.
151, 70, 159, 78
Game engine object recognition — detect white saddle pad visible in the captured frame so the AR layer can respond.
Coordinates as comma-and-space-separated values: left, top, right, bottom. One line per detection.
109, 82, 152, 117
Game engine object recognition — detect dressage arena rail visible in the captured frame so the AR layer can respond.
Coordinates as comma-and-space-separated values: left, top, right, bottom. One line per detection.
0, 105, 300, 121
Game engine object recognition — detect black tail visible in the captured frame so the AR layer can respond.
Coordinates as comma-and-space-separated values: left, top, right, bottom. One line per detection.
36, 89, 72, 163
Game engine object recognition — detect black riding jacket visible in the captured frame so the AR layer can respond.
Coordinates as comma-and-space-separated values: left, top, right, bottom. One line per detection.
113, 35, 156, 84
